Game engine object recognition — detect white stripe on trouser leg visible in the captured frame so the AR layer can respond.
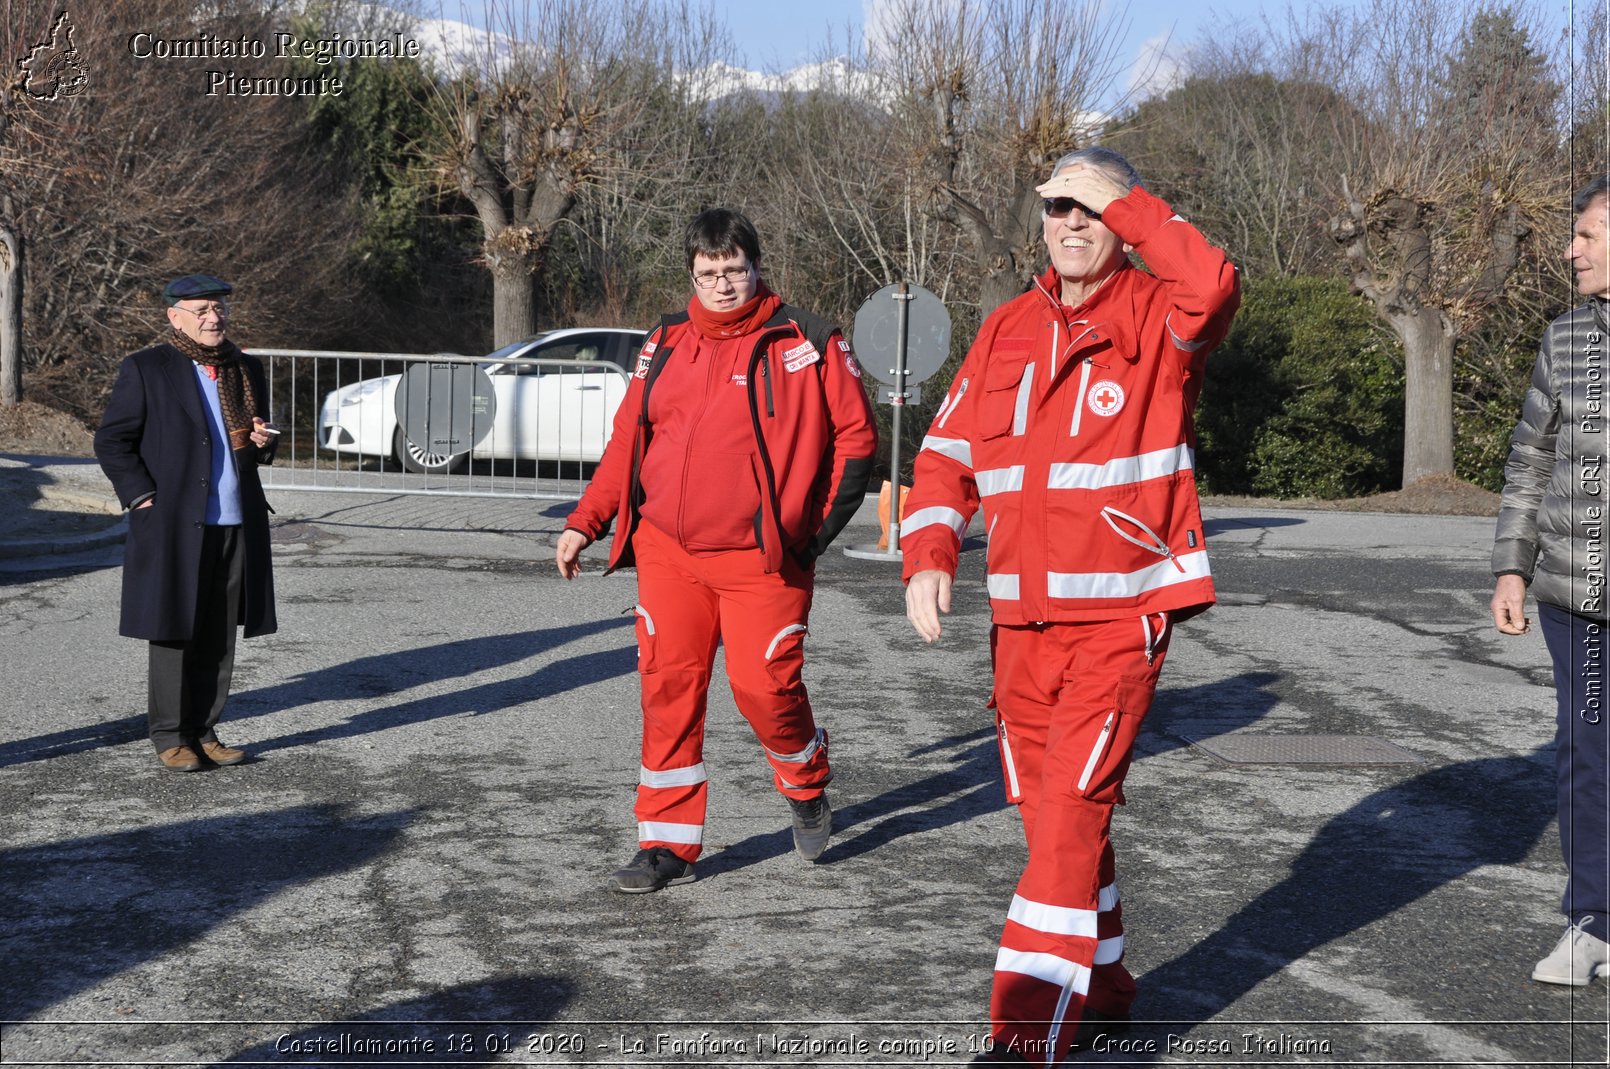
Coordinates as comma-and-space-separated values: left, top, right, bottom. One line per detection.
1095, 882, 1123, 964
1009, 894, 1098, 938
994, 948, 1092, 992
764, 624, 807, 661
997, 949, 1092, 1068
767, 726, 825, 766
634, 605, 655, 634
638, 820, 702, 845
639, 763, 707, 789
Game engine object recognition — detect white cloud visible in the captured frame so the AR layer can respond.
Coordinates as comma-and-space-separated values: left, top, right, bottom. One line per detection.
1126, 31, 1191, 103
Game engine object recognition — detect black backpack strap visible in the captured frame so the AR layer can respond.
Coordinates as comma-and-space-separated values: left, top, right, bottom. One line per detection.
772, 303, 838, 360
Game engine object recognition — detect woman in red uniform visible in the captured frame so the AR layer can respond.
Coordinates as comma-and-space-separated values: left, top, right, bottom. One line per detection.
557, 209, 877, 893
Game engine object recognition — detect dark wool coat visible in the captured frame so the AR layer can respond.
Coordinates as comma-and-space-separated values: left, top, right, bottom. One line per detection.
94, 342, 278, 641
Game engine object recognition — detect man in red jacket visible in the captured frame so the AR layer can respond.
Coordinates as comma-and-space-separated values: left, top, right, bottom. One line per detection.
902, 148, 1239, 1065
557, 208, 877, 893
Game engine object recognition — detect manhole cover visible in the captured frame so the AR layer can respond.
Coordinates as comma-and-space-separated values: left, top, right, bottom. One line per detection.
270, 521, 337, 545
1185, 734, 1423, 766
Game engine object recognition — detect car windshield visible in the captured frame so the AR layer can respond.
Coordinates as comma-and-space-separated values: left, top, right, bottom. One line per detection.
484, 335, 553, 362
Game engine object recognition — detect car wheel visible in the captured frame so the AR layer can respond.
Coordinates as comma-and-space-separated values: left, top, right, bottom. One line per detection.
393, 426, 468, 474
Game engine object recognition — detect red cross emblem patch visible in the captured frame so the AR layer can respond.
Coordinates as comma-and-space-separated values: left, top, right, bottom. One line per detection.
1087, 380, 1125, 417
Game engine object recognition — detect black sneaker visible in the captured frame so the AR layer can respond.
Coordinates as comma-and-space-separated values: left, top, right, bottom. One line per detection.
609, 847, 695, 894
788, 793, 832, 861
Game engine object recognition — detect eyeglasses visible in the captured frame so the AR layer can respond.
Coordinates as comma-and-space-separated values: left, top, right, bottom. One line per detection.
1043, 197, 1101, 221
175, 302, 230, 319
691, 265, 752, 289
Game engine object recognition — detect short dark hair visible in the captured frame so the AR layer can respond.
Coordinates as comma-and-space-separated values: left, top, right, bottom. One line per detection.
685, 209, 762, 271
1574, 176, 1610, 215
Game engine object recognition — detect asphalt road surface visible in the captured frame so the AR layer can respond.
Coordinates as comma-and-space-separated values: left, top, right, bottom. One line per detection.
1, 487, 1605, 1067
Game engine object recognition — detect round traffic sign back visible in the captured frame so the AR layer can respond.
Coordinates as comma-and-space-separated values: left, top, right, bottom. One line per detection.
851, 284, 951, 386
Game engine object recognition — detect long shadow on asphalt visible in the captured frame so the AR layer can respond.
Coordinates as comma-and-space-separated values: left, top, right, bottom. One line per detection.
0, 618, 633, 769
696, 671, 1283, 876
1125, 747, 1555, 1051
0, 804, 413, 1019
1202, 515, 1308, 537
215, 974, 578, 1066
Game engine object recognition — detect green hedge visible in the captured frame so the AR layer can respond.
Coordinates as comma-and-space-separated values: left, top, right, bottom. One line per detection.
1196, 276, 1404, 498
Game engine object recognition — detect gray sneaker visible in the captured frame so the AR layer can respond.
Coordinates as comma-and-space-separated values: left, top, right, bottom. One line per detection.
1532, 920, 1610, 985
609, 847, 695, 894
788, 793, 832, 861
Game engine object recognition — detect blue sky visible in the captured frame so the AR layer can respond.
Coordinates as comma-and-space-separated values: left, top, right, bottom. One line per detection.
429, 0, 1312, 107
428, 0, 1587, 113
720, 0, 1241, 72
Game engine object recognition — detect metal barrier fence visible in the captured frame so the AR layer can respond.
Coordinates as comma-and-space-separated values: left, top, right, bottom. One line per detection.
254, 348, 631, 500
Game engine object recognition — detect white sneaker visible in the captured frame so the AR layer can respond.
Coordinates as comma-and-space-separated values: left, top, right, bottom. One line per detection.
1532, 920, 1610, 986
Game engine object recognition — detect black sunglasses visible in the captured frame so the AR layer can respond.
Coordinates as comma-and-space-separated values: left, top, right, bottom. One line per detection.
1043, 197, 1101, 220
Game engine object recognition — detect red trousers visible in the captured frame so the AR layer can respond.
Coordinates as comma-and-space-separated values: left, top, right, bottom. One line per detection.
630, 520, 831, 863
986, 613, 1170, 1067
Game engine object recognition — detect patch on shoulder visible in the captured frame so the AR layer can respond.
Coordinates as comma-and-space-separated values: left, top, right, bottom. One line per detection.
634, 344, 655, 379
782, 340, 822, 373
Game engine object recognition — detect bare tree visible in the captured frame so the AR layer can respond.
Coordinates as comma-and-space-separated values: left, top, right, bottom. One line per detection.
1104, 61, 1364, 278
1204, 0, 1564, 482
422, 0, 720, 346
1569, 2, 1608, 187
1302, 0, 1564, 485
0, 0, 82, 407
10, 0, 358, 419
859, 0, 1136, 313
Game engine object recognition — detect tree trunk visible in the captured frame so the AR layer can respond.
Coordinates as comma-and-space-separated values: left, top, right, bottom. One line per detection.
489, 255, 536, 347
1392, 307, 1456, 485
0, 221, 21, 407
978, 265, 1026, 316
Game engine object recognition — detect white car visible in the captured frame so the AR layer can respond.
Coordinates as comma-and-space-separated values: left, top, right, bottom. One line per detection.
319, 328, 646, 473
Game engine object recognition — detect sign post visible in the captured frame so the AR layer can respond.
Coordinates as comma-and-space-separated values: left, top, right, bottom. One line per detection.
844, 282, 951, 562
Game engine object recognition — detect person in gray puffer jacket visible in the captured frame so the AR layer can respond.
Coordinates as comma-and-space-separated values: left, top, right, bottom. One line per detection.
1492, 174, 1610, 987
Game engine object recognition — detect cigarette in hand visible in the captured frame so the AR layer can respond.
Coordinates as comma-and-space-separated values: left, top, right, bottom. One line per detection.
260, 425, 281, 436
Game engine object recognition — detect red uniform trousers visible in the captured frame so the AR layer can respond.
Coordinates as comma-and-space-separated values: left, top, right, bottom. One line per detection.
986, 613, 1170, 1068
630, 520, 831, 863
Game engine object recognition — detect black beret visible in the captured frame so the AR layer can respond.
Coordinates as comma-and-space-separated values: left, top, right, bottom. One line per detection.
163, 273, 233, 306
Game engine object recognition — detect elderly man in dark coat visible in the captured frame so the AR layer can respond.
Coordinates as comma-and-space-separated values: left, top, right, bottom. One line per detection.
95, 273, 278, 771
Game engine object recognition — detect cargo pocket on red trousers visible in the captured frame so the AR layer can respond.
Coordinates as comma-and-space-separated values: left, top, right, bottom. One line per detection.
1070, 675, 1156, 805
995, 710, 1026, 804
634, 605, 658, 673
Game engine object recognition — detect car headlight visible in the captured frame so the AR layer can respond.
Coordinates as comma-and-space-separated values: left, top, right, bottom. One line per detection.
339, 379, 386, 406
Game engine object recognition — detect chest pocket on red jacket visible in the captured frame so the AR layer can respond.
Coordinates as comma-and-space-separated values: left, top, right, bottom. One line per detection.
979, 340, 1035, 440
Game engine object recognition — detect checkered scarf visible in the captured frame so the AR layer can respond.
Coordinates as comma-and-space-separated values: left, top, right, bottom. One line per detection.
170, 329, 257, 451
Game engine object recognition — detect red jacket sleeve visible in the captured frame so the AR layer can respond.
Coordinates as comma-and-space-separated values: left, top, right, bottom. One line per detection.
898, 326, 991, 582
564, 341, 652, 542
803, 330, 878, 559
1100, 186, 1241, 380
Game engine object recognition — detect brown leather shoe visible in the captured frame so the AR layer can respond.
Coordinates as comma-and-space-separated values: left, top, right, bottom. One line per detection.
157, 745, 202, 772
199, 739, 247, 766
